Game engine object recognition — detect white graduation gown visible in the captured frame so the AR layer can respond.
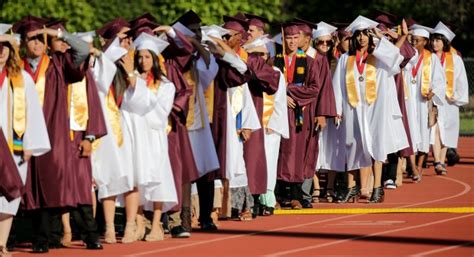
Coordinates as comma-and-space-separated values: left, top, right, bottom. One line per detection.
91, 54, 135, 200
0, 70, 50, 215
333, 37, 408, 171
263, 68, 289, 191
317, 61, 346, 172
187, 55, 220, 177
430, 54, 468, 148
404, 52, 446, 153
141, 77, 178, 212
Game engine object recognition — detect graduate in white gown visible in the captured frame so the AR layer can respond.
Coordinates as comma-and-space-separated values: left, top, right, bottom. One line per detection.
429, 22, 468, 175
0, 30, 50, 254
332, 16, 408, 203
313, 21, 344, 203
133, 32, 178, 242
404, 24, 446, 175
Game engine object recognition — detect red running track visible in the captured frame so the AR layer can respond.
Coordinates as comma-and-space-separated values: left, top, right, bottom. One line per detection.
8, 137, 474, 257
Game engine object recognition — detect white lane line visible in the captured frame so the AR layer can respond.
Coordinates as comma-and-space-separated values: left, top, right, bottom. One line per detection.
264, 214, 474, 257
410, 241, 474, 257
124, 174, 471, 257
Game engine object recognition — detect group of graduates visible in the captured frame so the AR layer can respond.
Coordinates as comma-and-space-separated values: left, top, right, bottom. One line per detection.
0, 8, 469, 256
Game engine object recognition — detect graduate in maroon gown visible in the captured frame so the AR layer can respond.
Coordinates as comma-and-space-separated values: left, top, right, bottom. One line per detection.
14, 16, 106, 253
273, 22, 334, 209
241, 13, 281, 215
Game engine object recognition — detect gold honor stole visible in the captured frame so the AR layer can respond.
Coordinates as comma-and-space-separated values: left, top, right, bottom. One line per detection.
6, 74, 26, 153
420, 49, 432, 96
183, 67, 206, 129
444, 52, 454, 98
103, 86, 124, 147
67, 78, 89, 131
345, 54, 377, 108
204, 81, 214, 123
33, 55, 50, 107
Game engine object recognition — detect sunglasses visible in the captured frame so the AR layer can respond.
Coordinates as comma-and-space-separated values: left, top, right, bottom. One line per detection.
316, 39, 333, 46
26, 34, 45, 43
222, 33, 239, 40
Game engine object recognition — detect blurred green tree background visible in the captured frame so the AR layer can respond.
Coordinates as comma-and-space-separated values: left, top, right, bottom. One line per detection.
0, 0, 472, 56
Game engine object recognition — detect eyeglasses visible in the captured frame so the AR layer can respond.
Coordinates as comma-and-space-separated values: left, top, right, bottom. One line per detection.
316, 39, 333, 46
222, 33, 239, 40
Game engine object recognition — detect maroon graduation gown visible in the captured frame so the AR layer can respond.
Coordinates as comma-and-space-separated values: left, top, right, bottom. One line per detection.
277, 55, 335, 183
22, 53, 106, 210
0, 128, 23, 202
163, 31, 200, 211
243, 54, 280, 194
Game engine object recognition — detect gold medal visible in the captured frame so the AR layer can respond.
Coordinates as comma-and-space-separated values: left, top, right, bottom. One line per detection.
358, 76, 364, 82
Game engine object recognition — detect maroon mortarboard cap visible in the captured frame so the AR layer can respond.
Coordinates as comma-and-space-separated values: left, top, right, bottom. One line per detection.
126, 20, 158, 39
233, 12, 247, 20
282, 22, 302, 36
223, 15, 248, 34
406, 18, 417, 29
96, 17, 130, 40
245, 13, 269, 30
129, 13, 156, 28
375, 10, 397, 27
174, 10, 201, 27
12, 15, 48, 37
293, 18, 316, 35
46, 19, 67, 32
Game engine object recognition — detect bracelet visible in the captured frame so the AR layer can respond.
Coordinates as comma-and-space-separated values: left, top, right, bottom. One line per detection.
57, 28, 63, 39
127, 72, 136, 78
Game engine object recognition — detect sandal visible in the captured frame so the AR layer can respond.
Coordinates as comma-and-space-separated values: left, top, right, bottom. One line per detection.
104, 223, 117, 244
238, 210, 253, 221
312, 189, 320, 203
324, 188, 336, 203
145, 222, 164, 242
122, 222, 137, 244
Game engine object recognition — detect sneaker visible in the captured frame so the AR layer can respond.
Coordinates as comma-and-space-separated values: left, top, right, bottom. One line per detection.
384, 179, 397, 190
170, 226, 191, 238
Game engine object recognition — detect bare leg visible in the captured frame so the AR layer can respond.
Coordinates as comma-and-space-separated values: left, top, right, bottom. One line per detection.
395, 157, 404, 187
417, 153, 426, 173
102, 196, 117, 243
145, 202, 164, 241
122, 188, 139, 243
373, 161, 383, 188
134, 207, 145, 241
60, 212, 72, 246
0, 213, 13, 254
433, 124, 442, 163
359, 167, 372, 198
347, 170, 357, 188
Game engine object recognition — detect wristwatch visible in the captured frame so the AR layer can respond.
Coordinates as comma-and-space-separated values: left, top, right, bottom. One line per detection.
84, 135, 96, 143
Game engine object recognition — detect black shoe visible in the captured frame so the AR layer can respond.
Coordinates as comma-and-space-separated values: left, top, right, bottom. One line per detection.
171, 226, 191, 238
200, 222, 218, 231
301, 200, 313, 209
86, 242, 103, 250
32, 244, 49, 254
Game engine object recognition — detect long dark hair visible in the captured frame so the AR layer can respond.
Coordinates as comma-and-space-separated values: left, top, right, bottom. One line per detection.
0, 43, 21, 77
348, 29, 375, 56
134, 49, 162, 84
112, 61, 128, 102
431, 33, 451, 52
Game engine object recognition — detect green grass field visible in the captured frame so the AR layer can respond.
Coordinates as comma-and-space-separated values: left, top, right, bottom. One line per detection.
460, 117, 474, 134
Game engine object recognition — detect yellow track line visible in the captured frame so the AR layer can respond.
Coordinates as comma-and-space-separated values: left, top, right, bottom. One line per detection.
274, 207, 474, 215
